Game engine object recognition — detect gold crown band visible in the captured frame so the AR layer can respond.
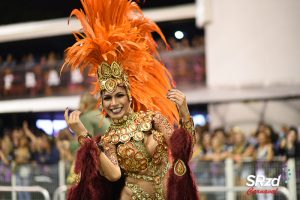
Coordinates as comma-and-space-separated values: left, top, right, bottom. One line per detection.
98, 61, 132, 101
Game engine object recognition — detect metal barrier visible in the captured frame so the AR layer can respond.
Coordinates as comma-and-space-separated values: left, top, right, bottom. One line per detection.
0, 158, 297, 200
0, 186, 50, 200
198, 186, 291, 200
192, 157, 296, 200
53, 185, 69, 200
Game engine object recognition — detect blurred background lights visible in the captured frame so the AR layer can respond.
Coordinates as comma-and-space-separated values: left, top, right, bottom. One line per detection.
36, 119, 67, 135
174, 30, 184, 39
53, 120, 67, 133
36, 119, 53, 135
192, 114, 206, 126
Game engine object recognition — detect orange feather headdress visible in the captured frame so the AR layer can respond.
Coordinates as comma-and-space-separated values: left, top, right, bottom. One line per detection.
62, 0, 179, 125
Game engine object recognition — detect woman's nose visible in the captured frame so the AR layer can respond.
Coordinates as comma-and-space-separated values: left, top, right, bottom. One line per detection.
110, 97, 117, 106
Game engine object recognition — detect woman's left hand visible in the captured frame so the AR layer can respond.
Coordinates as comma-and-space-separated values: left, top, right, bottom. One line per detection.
167, 89, 190, 120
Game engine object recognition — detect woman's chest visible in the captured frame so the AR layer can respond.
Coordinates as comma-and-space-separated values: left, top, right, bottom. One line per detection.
116, 130, 167, 172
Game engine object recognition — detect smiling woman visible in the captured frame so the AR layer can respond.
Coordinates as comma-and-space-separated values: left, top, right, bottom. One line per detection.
62, 0, 199, 199
102, 86, 131, 120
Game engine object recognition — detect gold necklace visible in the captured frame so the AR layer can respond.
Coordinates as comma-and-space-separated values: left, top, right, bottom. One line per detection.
108, 111, 153, 144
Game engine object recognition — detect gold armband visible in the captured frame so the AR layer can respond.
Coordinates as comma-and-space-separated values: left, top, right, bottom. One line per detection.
180, 116, 195, 136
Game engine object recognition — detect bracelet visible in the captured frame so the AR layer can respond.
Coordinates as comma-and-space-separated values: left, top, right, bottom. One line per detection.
78, 132, 90, 145
97, 141, 104, 152
180, 116, 195, 137
181, 116, 196, 145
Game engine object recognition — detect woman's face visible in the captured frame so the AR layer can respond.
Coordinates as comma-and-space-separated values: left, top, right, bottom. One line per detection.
234, 133, 244, 145
287, 130, 297, 143
258, 132, 267, 145
102, 86, 131, 120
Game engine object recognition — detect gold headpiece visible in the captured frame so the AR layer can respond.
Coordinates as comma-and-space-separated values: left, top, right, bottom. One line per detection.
97, 61, 130, 93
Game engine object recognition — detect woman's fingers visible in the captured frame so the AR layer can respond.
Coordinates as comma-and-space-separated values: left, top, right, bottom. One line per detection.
64, 109, 81, 125
167, 89, 190, 118
64, 109, 86, 135
64, 108, 69, 123
69, 110, 81, 124
168, 89, 184, 96
167, 96, 181, 105
167, 89, 185, 101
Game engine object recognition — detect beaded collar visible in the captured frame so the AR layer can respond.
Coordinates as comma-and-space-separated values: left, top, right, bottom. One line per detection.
105, 111, 153, 144
111, 110, 134, 125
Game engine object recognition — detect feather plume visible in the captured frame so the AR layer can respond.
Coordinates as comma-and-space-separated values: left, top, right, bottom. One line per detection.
62, 0, 179, 125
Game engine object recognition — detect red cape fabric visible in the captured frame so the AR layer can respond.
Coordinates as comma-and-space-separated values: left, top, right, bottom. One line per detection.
167, 128, 200, 200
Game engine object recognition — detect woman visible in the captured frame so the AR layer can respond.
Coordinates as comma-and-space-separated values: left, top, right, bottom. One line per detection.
65, 86, 195, 199
62, 0, 198, 199
279, 127, 300, 159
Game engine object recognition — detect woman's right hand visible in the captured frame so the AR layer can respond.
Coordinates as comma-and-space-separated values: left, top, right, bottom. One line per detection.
64, 108, 88, 136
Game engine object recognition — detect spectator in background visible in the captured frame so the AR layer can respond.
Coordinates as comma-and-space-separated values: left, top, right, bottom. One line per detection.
255, 130, 274, 200
255, 130, 274, 162
25, 70, 37, 96
78, 92, 110, 136
13, 134, 32, 200
201, 131, 212, 156
257, 122, 279, 149
279, 127, 300, 159
22, 122, 60, 165
2, 54, 16, 68
3, 68, 14, 96
0, 133, 14, 194
46, 52, 58, 68
33, 55, 47, 95
230, 127, 255, 200
214, 127, 230, 150
230, 127, 255, 163
24, 53, 36, 70
205, 135, 229, 200
0, 133, 13, 165
56, 128, 74, 163
69, 68, 84, 93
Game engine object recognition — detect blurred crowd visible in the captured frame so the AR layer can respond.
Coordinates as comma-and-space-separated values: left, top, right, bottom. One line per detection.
0, 120, 298, 176
0, 122, 78, 199
0, 119, 299, 199
0, 121, 75, 171
0, 35, 205, 99
191, 123, 299, 200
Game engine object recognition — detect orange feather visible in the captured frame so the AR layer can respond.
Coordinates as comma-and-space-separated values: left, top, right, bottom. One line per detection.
62, 0, 179, 125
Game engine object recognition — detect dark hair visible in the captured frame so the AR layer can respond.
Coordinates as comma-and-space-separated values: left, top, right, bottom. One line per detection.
288, 126, 298, 144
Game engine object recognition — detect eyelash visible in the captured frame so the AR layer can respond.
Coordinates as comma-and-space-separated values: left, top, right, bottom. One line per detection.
116, 93, 125, 98
103, 93, 125, 101
103, 96, 111, 101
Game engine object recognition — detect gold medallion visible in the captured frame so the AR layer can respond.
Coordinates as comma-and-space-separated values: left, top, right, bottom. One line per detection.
120, 134, 130, 143
133, 131, 144, 141
174, 159, 186, 176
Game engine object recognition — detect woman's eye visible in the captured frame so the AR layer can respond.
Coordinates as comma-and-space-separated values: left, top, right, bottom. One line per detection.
116, 93, 125, 98
103, 96, 111, 101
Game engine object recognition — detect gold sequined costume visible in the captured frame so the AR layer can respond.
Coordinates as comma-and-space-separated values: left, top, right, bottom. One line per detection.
99, 110, 195, 199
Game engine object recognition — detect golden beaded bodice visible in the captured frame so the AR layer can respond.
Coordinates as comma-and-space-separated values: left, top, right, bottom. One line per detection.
99, 110, 195, 200
101, 111, 168, 175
